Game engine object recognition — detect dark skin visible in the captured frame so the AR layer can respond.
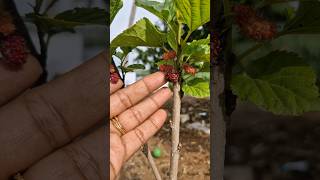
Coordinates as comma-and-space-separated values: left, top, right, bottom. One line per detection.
0, 52, 172, 180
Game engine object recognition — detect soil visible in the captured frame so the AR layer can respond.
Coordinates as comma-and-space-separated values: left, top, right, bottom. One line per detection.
118, 97, 320, 180
119, 96, 210, 180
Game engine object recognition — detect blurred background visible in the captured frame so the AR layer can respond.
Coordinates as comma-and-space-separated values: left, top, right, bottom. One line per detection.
225, 1, 320, 180
14, 0, 107, 80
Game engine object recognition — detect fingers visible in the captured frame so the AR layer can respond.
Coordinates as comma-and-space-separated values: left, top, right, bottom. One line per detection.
110, 72, 166, 118
110, 133, 125, 180
122, 109, 167, 161
0, 55, 42, 105
111, 87, 172, 135
0, 52, 107, 178
22, 127, 108, 180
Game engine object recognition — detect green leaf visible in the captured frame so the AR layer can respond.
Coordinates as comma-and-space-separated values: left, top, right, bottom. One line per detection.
245, 51, 308, 78
136, 0, 175, 23
182, 37, 210, 62
26, 8, 107, 34
123, 64, 145, 72
111, 18, 167, 53
110, 0, 123, 25
156, 60, 175, 66
282, 0, 320, 34
167, 26, 178, 51
55, 8, 107, 25
232, 51, 319, 115
182, 80, 209, 98
174, 0, 210, 32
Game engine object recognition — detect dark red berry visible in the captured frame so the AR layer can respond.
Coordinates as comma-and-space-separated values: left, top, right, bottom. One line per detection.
183, 64, 197, 75
162, 51, 176, 60
165, 72, 179, 83
0, 35, 28, 68
0, 12, 16, 36
159, 64, 174, 72
232, 5, 277, 40
110, 72, 120, 84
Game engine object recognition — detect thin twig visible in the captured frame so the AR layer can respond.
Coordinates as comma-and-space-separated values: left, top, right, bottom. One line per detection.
142, 144, 162, 180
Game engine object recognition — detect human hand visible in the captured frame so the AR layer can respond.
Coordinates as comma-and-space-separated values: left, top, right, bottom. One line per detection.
109, 72, 172, 179
0, 52, 108, 180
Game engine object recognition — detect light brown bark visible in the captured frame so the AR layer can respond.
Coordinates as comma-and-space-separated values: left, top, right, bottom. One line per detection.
169, 83, 181, 180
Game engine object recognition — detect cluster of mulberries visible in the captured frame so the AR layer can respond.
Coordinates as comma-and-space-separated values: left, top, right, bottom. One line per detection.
0, 35, 28, 68
232, 5, 277, 41
159, 51, 198, 82
110, 64, 120, 84
0, 11, 28, 69
159, 51, 179, 83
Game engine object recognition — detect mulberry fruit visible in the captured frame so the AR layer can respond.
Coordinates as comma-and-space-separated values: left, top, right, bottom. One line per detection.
110, 64, 120, 84
162, 51, 176, 60
183, 64, 196, 75
110, 72, 120, 84
159, 64, 174, 72
165, 72, 179, 83
0, 12, 16, 36
159, 64, 180, 83
233, 5, 277, 40
0, 35, 28, 68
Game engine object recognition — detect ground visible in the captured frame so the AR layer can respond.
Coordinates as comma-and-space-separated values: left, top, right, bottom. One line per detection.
118, 97, 320, 180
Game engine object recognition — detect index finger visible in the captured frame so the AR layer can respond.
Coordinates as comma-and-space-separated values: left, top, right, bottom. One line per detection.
110, 72, 166, 118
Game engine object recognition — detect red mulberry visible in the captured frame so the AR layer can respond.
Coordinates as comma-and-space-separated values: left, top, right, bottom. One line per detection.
162, 51, 176, 60
159, 64, 174, 72
232, 5, 277, 40
0, 12, 16, 36
110, 72, 120, 84
0, 35, 28, 68
165, 72, 179, 83
183, 64, 196, 75
159, 64, 180, 83
110, 64, 120, 84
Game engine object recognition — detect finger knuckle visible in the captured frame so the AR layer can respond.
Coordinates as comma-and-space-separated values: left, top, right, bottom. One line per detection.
116, 91, 133, 109
134, 128, 146, 145
129, 108, 144, 124
63, 146, 103, 179
23, 90, 72, 148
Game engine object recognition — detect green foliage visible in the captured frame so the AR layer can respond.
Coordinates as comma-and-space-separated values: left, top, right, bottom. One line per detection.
182, 36, 210, 62
113, 0, 210, 99
111, 18, 167, 53
182, 79, 210, 98
110, 0, 123, 25
136, 0, 175, 23
174, 0, 210, 31
122, 64, 146, 73
282, 0, 320, 34
231, 51, 319, 115
26, 8, 107, 35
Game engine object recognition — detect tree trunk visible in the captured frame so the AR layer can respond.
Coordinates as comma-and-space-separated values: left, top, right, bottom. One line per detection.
210, 0, 233, 179
169, 82, 181, 180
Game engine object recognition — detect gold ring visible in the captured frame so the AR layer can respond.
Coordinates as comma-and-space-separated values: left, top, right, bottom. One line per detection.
111, 116, 126, 136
